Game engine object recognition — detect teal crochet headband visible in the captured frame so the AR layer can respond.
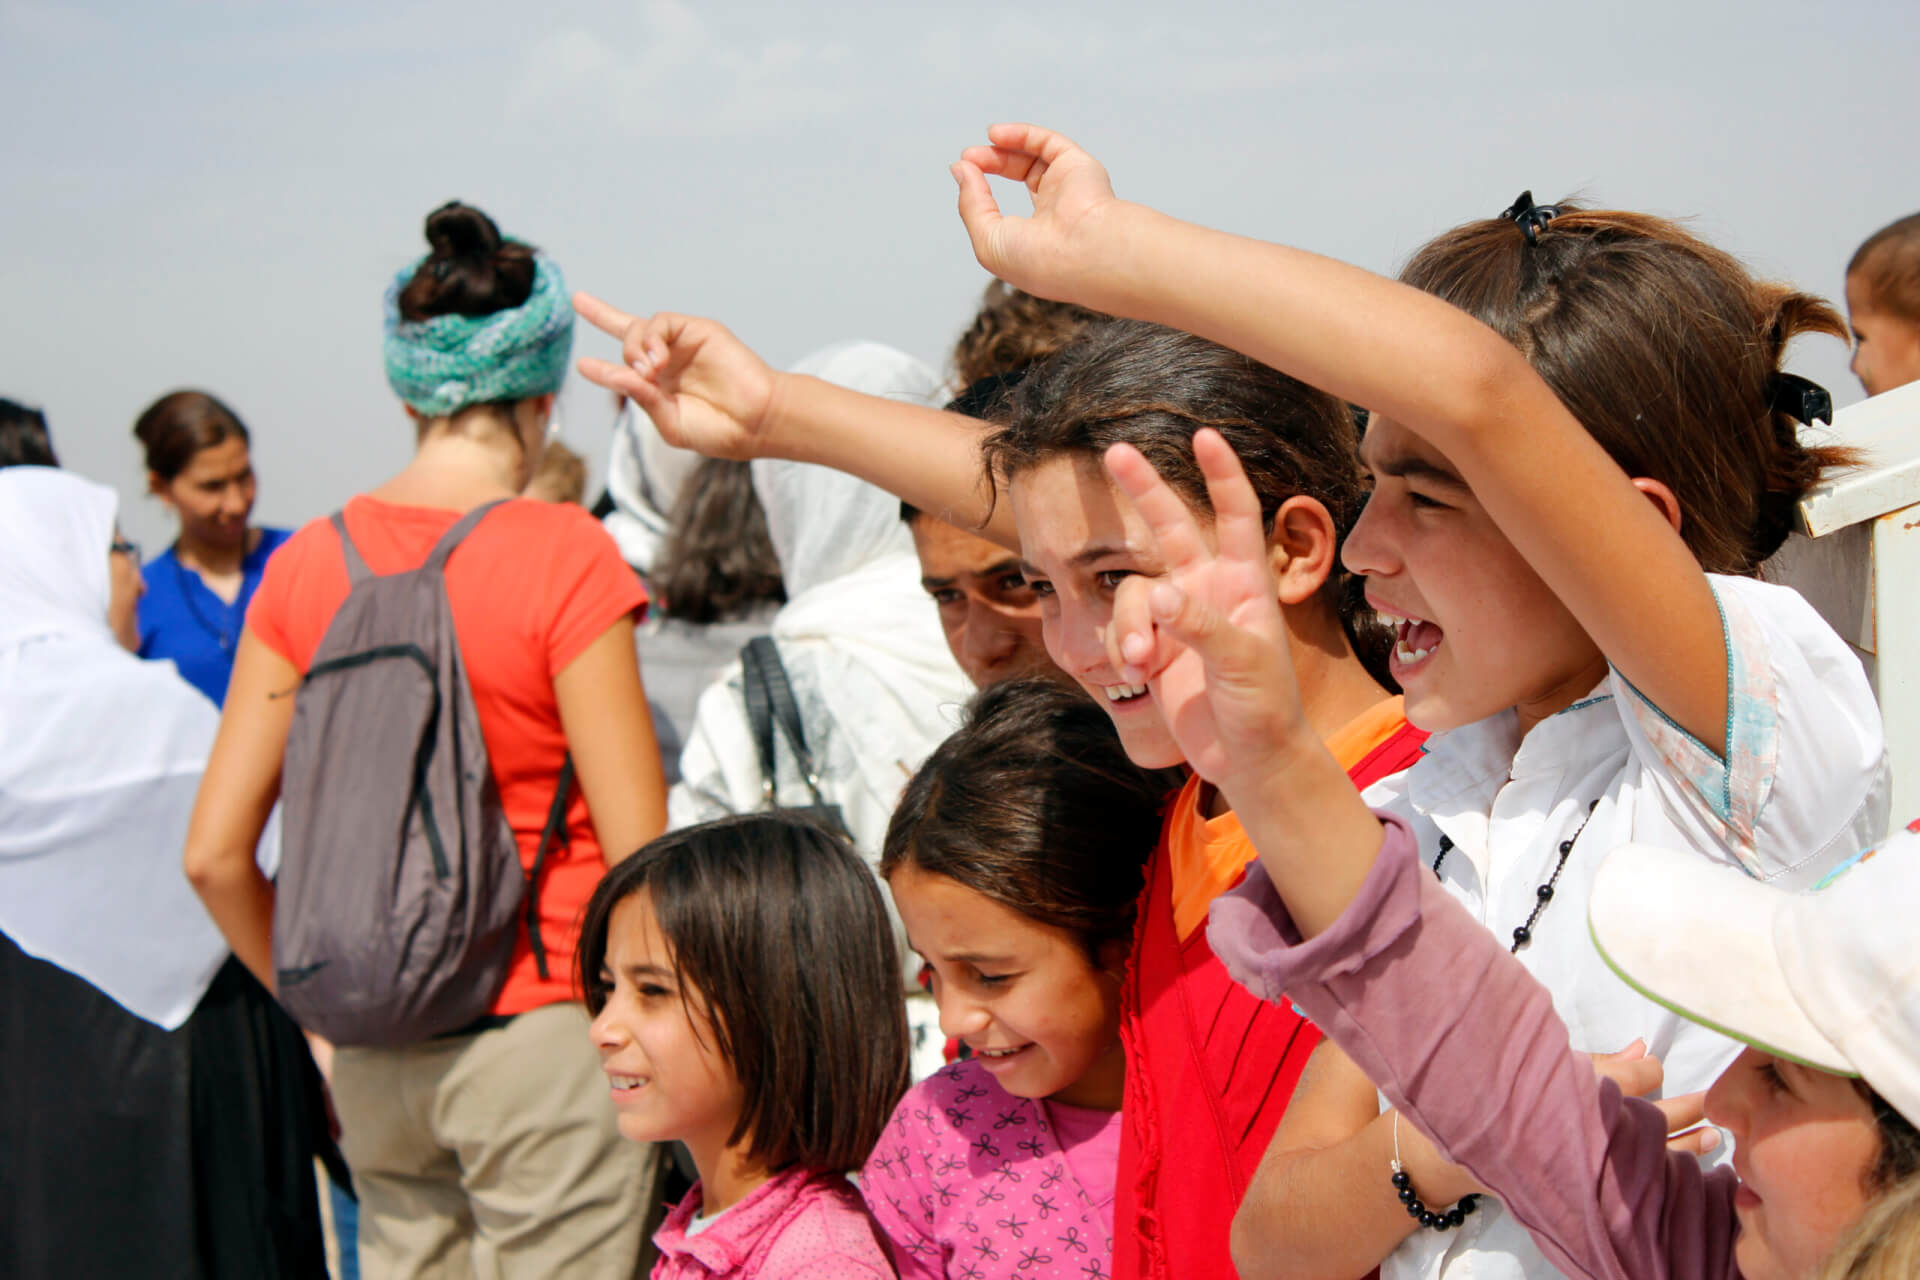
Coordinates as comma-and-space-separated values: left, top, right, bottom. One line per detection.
382, 252, 573, 417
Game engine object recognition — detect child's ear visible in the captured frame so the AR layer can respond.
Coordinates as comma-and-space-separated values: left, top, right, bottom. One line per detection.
1265, 495, 1338, 607
1631, 477, 1684, 537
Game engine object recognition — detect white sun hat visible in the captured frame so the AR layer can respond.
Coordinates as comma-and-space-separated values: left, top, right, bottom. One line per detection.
1589, 819, 1920, 1127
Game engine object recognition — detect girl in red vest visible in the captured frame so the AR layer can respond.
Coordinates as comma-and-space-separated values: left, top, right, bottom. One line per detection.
572, 300, 1427, 1277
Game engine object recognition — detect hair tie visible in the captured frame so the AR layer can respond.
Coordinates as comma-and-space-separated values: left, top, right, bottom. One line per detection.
1767, 372, 1833, 427
1499, 190, 1561, 245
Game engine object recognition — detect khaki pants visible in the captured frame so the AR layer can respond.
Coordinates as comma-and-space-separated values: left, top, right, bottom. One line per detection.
333, 1003, 663, 1279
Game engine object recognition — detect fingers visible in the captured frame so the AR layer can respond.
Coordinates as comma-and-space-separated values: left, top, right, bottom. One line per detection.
577, 355, 653, 402
1593, 1053, 1664, 1099
1109, 575, 1160, 683
1652, 1091, 1716, 1153
1105, 443, 1213, 573
952, 160, 1003, 261
982, 122, 1086, 172
1193, 429, 1272, 566
572, 291, 637, 340
1664, 1122, 1723, 1156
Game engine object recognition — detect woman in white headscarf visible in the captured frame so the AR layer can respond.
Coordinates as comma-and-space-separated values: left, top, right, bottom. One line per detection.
0, 466, 329, 1280
668, 343, 973, 1074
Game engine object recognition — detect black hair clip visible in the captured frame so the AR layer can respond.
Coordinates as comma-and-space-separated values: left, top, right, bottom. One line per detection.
1500, 190, 1561, 245
1768, 372, 1833, 426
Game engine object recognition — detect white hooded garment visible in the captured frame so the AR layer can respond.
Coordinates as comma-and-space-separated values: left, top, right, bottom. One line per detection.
668, 343, 973, 982
0, 467, 256, 1029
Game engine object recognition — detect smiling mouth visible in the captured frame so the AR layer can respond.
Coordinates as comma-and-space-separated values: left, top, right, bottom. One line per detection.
973, 1043, 1033, 1061
608, 1073, 650, 1092
1378, 608, 1444, 667
1101, 682, 1149, 704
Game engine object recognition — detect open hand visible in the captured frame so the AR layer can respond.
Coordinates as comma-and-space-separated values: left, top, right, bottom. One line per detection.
573, 293, 778, 461
953, 123, 1122, 309
1101, 429, 1310, 791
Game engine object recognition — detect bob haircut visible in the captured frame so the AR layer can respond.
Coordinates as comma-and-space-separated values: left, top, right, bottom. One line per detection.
575, 813, 908, 1173
882, 677, 1179, 958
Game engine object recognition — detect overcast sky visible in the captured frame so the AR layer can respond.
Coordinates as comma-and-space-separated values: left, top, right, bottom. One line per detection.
4, 0, 1916, 548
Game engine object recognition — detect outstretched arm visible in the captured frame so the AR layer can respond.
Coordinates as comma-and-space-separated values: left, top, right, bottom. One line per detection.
957, 124, 1727, 752
572, 296, 1016, 546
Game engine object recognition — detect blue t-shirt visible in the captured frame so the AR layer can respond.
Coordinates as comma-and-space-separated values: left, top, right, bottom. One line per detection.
138, 527, 292, 706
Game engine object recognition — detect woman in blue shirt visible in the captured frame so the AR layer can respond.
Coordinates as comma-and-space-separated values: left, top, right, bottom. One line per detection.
132, 391, 290, 705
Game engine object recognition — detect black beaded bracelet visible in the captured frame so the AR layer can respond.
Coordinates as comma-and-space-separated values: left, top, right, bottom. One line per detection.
1391, 1113, 1482, 1232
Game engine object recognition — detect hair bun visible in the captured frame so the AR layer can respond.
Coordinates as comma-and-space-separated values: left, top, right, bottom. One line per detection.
396, 201, 537, 323
423, 201, 501, 264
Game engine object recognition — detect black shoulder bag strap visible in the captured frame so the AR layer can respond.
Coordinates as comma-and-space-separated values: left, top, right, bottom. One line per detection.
740, 637, 849, 836
525, 754, 575, 981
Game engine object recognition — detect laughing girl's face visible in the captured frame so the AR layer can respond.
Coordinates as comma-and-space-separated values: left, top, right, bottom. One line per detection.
1009, 455, 1191, 769
1343, 418, 1606, 735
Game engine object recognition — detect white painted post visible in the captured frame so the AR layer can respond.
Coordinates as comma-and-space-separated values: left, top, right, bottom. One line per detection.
1767, 379, 1920, 827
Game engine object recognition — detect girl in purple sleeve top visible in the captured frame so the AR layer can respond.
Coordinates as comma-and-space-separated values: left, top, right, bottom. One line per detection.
861, 679, 1175, 1279
1068, 347, 1920, 1277
576, 814, 911, 1280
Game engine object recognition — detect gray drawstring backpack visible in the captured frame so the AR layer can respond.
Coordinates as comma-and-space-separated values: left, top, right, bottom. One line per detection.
272, 501, 571, 1045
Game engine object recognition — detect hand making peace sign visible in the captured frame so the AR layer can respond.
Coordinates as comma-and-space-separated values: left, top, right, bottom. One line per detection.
1101, 429, 1313, 796
572, 294, 780, 462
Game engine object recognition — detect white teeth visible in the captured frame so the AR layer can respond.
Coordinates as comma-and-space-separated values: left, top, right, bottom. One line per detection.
609, 1074, 648, 1091
1104, 683, 1148, 702
976, 1045, 1026, 1058
1394, 642, 1434, 665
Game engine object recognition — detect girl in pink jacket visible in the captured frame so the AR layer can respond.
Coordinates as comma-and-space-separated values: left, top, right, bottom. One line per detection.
577, 813, 910, 1279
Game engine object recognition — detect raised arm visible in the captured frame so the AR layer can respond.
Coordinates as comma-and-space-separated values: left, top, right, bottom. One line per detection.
572, 296, 1015, 546
955, 124, 1727, 752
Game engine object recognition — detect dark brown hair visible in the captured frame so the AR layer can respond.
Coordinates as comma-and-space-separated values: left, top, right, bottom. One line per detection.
132, 390, 250, 482
396, 201, 536, 323
575, 814, 907, 1173
0, 399, 57, 468
983, 318, 1391, 686
951, 280, 1106, 389
883, 678, 1179, 958
1401, 203, 1856, 572
655, 457, 787, 623
1849, 213, 1920, 325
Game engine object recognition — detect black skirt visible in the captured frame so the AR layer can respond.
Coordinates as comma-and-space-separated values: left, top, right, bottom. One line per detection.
0, 933, 330, 1279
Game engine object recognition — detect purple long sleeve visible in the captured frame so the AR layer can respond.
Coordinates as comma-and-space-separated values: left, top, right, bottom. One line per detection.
1206, 814, 1745, 1280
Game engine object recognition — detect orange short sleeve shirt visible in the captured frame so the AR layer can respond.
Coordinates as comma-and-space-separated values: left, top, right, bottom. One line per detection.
248, 495, 648, 1015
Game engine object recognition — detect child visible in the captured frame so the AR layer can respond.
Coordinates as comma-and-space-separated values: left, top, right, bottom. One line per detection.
1091, 423, 1920, 1275
575, 296, 1429, 1278
576, 813, 909, 1279
1845, 212, 1920, 397
862, 677, 1176, 1279
939, 124, 1890, 1280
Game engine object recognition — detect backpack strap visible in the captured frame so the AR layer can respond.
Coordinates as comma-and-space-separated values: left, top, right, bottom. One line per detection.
424, 498, 510, 572
525, 754, 574, 982
740, 640, 781, 806
328, 511, 373, 585
741, 637, 831, 809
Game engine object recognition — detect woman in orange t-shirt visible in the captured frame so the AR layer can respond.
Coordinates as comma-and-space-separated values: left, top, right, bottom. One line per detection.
185, 202, 668, 1278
